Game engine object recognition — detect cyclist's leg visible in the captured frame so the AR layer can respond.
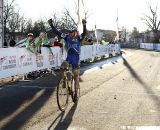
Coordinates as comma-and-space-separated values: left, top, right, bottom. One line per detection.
60, 61, 69, 88
73, 68, 80, 92
71, 56, 80, 93
67, 55, 80, 101
60, 61, 68, 76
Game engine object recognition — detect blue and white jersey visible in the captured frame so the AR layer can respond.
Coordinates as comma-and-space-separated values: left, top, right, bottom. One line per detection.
64, 35, 80, 55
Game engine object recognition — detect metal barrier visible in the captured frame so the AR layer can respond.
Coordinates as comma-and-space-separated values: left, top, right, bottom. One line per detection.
0, 44, 121, 79
140, 43, 160, 50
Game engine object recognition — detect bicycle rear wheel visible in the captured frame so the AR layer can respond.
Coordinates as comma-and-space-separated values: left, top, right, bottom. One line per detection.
57, 79, 69, 111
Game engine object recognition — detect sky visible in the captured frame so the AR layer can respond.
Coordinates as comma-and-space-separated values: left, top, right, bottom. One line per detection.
16, 0, 160, 32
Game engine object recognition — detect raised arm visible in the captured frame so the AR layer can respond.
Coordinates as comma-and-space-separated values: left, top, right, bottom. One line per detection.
80, 19, 87, 42
48, 19, 62, 38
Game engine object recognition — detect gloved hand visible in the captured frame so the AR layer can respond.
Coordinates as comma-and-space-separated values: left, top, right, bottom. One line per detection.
48, 19, 53, 26
82, 19, 87, 25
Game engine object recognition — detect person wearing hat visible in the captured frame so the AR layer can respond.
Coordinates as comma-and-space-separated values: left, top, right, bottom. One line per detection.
25, 33, 35, 53
15, 33, 35, 53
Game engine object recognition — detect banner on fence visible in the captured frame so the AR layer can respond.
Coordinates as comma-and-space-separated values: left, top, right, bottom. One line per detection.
0, 44, 121, 79
0, 48, 18, 79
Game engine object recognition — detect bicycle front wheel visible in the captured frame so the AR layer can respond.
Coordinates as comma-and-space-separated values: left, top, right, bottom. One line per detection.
57, 79, 69, 111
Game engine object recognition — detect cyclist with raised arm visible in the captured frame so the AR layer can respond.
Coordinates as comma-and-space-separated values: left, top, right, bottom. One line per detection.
48, 18, 87, 102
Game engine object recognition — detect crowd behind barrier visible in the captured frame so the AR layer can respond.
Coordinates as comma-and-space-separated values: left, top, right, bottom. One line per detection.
0, 44, 121, 79
140, 43, 160, 51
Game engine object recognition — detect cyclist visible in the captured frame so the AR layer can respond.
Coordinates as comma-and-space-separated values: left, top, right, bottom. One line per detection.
48, 18, 87, 102
15, 33, 35, 53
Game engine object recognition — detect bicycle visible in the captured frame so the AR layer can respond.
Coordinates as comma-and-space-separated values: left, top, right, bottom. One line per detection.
57, 63, 80, 111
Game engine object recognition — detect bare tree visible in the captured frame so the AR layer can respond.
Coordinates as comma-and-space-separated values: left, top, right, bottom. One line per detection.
4, 0, 16, 33
31, 20, 47, 37
61, 0, 90, 29
131, 27, 140, 44
142, 5, 160, 33
48, 0, 90, 33
19, 15, 27, 33
25, 19, 33, 34
50, 12, 61, 28
63, 7, 77, 27
3, 0, 16, 45
119, 26, 127, 43
37, 19, 47, 32
7, 10, 22, 38
32, 22, 40, 37
142, 3, 160, 42
74, 0, 91, 20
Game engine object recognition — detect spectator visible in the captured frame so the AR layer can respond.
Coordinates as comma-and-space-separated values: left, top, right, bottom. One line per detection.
50, 36, 63, 47
34, 32, 52, 54
34, 32, 50, 46
15, 33, 35, 53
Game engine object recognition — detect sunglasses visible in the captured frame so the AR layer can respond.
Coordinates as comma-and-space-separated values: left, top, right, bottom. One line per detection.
69, 30, 78, 33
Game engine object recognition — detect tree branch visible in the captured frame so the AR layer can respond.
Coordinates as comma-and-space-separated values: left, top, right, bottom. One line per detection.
64, 8, 77, 27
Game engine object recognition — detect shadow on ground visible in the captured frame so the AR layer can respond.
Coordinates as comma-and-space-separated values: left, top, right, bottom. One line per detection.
0, 73, 61, 130
47, 103, 78, 130
122, 56, 160, 121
